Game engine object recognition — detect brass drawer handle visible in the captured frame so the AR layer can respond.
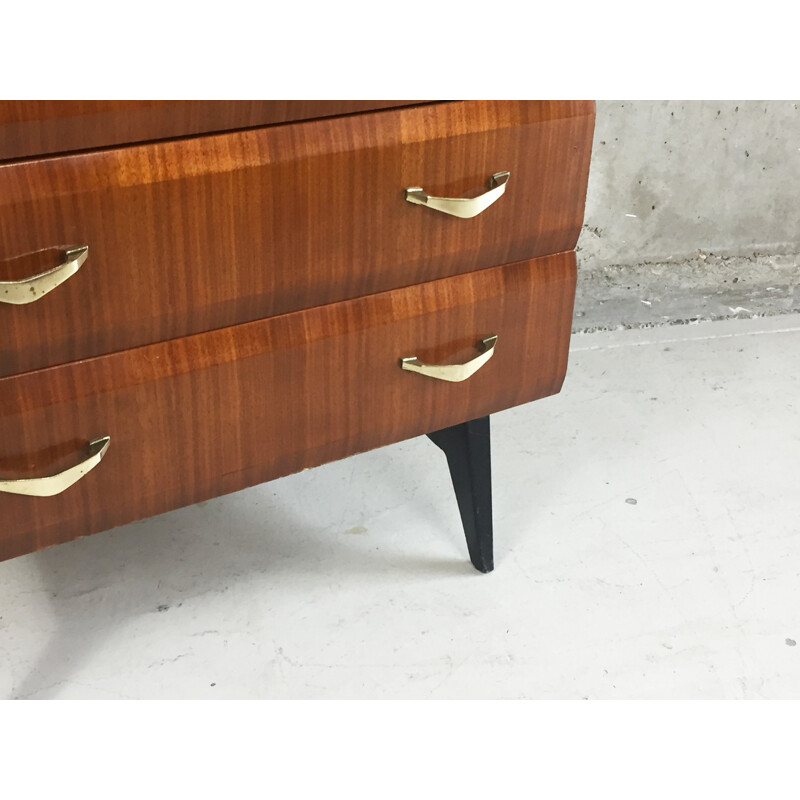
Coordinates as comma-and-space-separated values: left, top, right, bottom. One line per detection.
0, 436, 110, 497
0, 245, 88, 305
401, 335, 497, 382
404, 172, 510, 218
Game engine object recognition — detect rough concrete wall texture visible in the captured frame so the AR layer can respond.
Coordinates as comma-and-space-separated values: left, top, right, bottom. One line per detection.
574, 100, 800, 330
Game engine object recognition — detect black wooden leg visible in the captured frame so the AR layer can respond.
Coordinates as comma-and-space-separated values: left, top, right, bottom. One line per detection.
426, 415, 493, 573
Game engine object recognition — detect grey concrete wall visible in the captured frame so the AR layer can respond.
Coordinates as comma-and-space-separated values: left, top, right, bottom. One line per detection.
574, 100, 800, 330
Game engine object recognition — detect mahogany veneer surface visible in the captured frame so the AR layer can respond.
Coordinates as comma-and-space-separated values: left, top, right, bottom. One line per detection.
0, 253, 576, 562
0, 100, 595, 377
0, 100, 425, 161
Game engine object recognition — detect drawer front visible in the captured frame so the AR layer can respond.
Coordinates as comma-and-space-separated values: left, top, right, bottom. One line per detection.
0, 100, 426, 161
0, 100, 594, 377
0, 252, 576, 562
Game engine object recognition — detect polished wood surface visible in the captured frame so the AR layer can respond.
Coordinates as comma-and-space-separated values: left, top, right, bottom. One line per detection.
0, 101, 425, 161
0, 100, 595, 377
0, 253, 576, 562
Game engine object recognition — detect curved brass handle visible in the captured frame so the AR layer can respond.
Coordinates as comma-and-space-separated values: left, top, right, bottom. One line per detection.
401, 335, 497, 383
0, 246, 88, 305
0, 436, 110, 497
404, 172, 510, 218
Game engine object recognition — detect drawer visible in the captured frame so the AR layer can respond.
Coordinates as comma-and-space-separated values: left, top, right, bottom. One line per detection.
0, 252, 576, 562
0, 100, 425, 161
0, 100, 594, 377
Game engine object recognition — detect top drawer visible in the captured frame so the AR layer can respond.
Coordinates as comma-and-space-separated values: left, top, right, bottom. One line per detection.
0, 100, 594, 377
0, 100, 425, 161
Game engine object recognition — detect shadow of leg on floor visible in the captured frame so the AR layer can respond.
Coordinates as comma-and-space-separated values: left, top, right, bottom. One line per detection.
10, 498, 307, 699
10, 451, 473, 699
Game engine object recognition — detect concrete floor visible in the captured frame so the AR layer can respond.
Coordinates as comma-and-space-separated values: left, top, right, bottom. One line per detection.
1, 313, 798, 699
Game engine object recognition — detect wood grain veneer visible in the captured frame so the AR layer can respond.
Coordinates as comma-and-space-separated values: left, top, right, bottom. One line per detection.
0, 100, 594, 377
0, 252, 576, 562
0, 100, 425, 161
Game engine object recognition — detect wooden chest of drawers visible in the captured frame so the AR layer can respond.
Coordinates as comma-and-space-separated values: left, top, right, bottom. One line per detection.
0, 100, 595, 570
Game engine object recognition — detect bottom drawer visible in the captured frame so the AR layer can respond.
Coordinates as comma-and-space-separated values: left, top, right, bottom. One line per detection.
0, 252, 576, 561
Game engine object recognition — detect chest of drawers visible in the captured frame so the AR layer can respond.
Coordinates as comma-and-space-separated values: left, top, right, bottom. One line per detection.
0, 100, 595, 571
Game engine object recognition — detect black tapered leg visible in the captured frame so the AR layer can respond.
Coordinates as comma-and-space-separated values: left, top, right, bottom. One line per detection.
426, 415, 493, 573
